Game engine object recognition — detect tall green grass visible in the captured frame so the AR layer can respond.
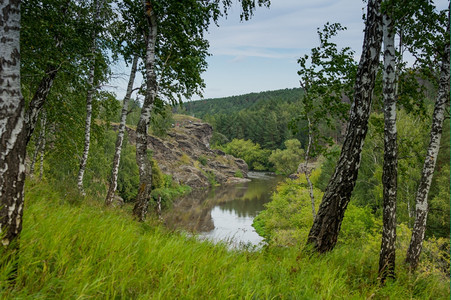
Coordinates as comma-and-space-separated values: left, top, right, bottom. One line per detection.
0, 181, 449, 299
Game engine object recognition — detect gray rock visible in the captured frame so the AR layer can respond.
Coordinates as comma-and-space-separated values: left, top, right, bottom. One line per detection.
112, 118, 249, 189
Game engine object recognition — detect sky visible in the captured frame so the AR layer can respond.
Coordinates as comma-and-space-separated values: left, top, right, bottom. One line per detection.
109, 0, 449, 101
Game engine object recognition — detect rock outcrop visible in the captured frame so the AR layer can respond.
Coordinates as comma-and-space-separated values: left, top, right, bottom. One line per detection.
118, 116, 249, 189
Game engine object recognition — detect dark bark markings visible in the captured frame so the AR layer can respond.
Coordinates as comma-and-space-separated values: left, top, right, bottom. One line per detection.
132, 1, 158, 221
0, 0, 27, 247
405, 16, 450, 270
77, 0, 101, 194
379, 11, 398, 282
105, 55, 139, 206
307, 0, 383, 253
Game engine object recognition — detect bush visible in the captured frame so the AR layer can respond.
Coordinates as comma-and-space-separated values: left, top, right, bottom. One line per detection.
253, 177, 322, 246
197, 155, 208, 166
268, 139, 304, 175
220, 139, 272, 171
253, 176, 380, 247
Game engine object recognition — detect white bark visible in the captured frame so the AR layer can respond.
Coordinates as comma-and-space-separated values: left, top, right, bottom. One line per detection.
77, 0, 101, 194
406, 21, 450, 270
133, 1, 158, 221
307, 0, 383, 252
105, 55, 139, 206
0, 0, 27, 247
379, 11, 398, 282
296, 116, 316, 218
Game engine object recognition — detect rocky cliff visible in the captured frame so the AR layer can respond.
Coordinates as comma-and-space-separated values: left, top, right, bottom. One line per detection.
119, 116, 249, 189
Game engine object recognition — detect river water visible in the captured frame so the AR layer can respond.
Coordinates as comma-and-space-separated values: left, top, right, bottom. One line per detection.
163, 172, 283, 247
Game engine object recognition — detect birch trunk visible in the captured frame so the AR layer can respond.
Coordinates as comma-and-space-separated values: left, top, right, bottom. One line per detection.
29, 111, 46, 178
77, 0, 100, 194
405, 18, 450, 271
0, 0, 27, 247
105, 55, 139, 206
29, 132, 42, 178
379, 12, 397, 282
133, 1, 158, 221
25, 65, 58, 144
307, 0, 383, 252
39, 111, 47, 181
297, 117, 316, 218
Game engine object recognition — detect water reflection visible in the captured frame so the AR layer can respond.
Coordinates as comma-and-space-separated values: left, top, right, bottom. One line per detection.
163, 172, 283, 247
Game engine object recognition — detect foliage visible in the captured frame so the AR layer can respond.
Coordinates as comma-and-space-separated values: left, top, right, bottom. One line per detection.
151, 175, 191, 210
427, 164, 450, 238
313, 109, 449, 239
253, 176, 380, 247
125, 98, 142, 127
253, 177, 322, 245
314, 145, 341, 191
183, 88, 304, 118
210, 131, 230, 147
1, 182, 448, 299
254, 174, 449, 279
182, 88, 309, 150
149, 104, 174, 138
234, 170, 243, 178
219, 139, 272, 171
116, 135, 140, 202
268, 139, 304, 175
294, 22, 356, 156
150, 158, 165, 190
197, 155, 208, 166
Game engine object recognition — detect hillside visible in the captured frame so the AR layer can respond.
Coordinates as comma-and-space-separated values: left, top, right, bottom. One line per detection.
178, 88, 316, 150
182, 88, 304, 118
117, 115, 248, 189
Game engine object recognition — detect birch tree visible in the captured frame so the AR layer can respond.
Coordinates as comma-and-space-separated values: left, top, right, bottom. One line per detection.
131, 0, 270, 221
105, 56, 139, 206
29, 111, 47, 179
307, 0, 383, 252
0, 0, 27, 247
1, 0, 90, 247
38, 110, 47, 180
406, 9, 450, 271
132, 0, 157, 221
378, 4, 397, 282
77, 0, 101, 194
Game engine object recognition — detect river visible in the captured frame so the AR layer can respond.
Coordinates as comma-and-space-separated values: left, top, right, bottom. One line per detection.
163, 172, 283, 248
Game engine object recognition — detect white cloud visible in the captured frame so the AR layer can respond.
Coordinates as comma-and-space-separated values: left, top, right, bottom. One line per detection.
207, 0, 366, 60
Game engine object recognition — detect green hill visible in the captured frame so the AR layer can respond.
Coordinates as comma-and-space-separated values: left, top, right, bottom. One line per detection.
182, 88, 304, 118
179, 88, 311, 150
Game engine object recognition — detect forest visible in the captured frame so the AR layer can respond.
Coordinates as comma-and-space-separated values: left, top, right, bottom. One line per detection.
0, 0, 450, 298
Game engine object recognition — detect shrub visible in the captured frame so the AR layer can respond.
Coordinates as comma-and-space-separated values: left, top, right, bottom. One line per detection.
197, 155, 208, 166
268, 139, 304, 175
254, 176, 380, 247
220, 139, 272, 171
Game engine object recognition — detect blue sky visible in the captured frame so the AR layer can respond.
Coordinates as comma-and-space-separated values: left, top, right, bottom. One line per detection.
109, 0, 449, 101
199, 0, 365, 99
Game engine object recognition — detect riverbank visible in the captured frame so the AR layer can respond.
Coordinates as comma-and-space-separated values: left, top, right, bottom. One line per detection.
1, 181, 448, 299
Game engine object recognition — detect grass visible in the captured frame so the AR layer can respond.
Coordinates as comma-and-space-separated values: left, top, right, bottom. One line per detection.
0, 181, 449, 299
173, 114, 201, 123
